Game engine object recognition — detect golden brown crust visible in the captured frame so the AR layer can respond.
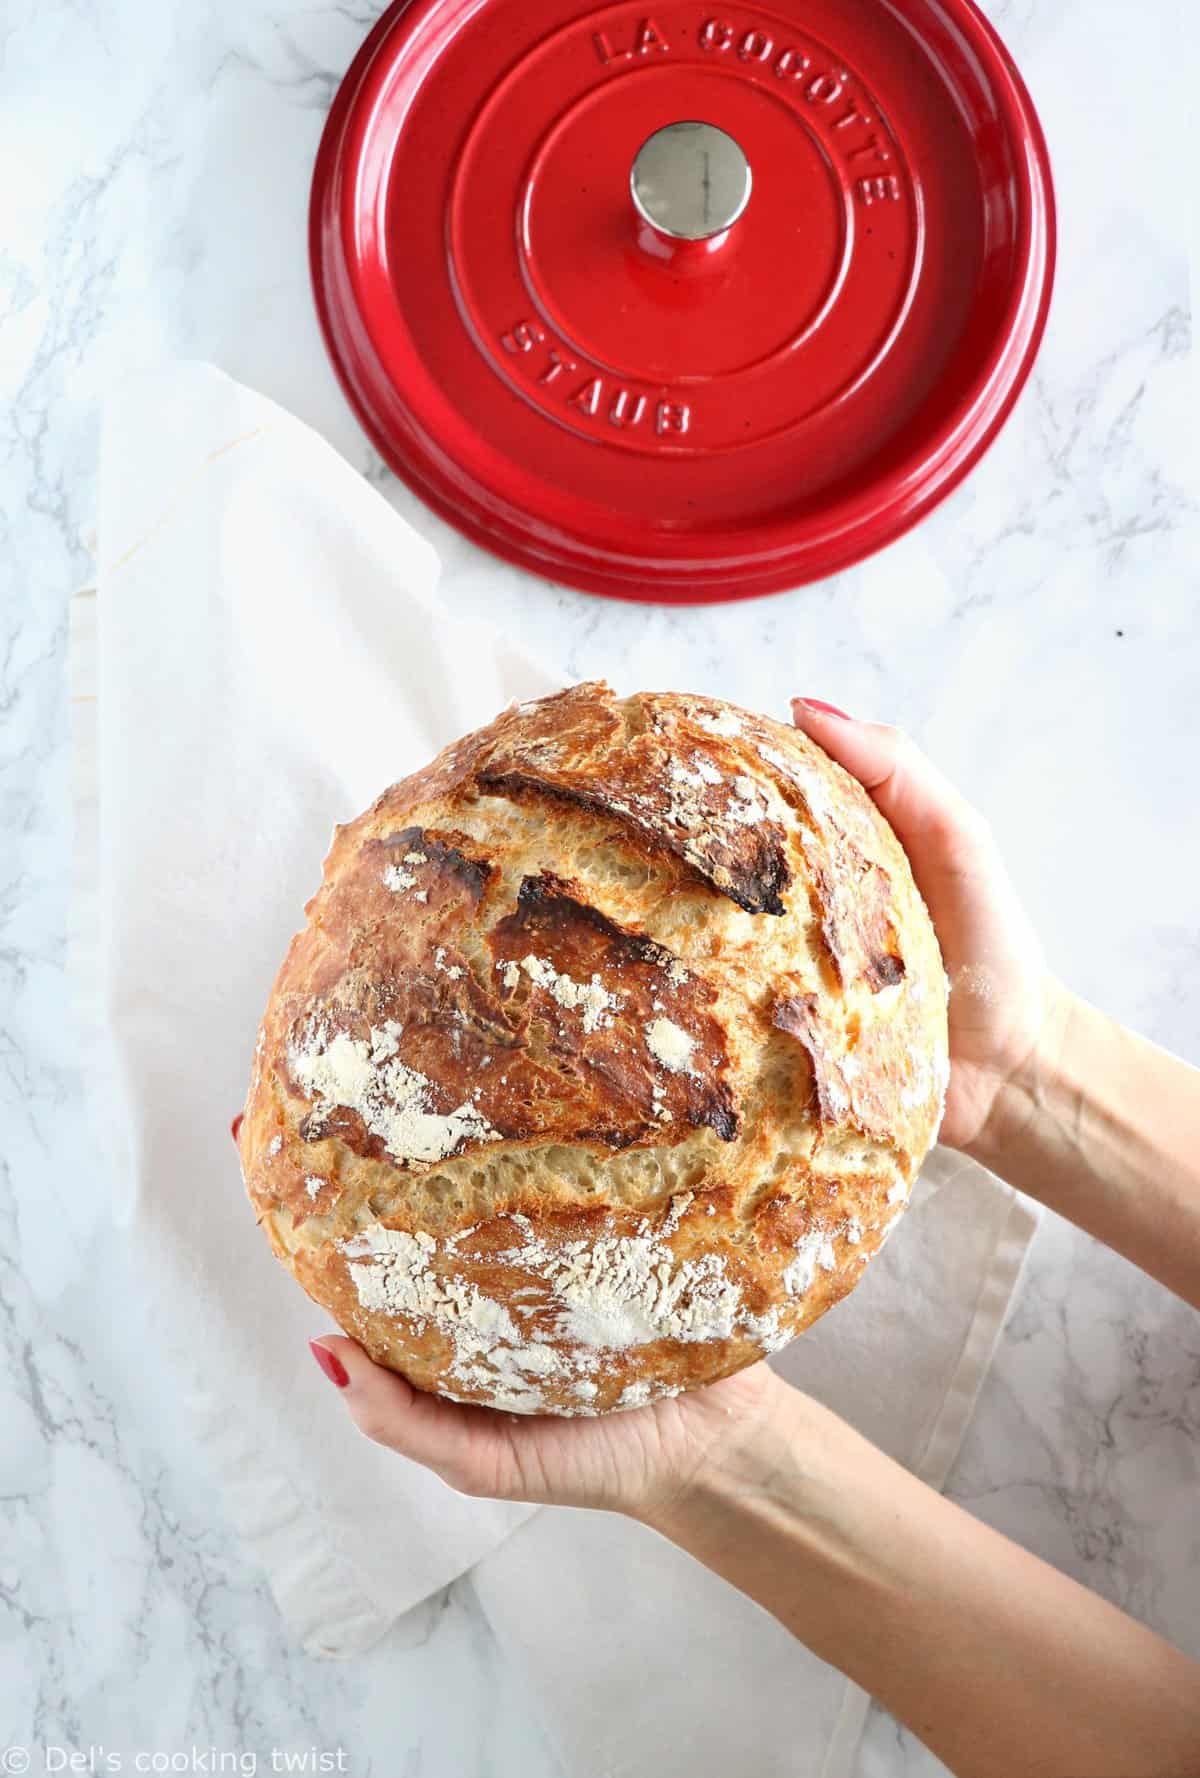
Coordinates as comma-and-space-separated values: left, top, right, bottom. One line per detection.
488, 873, 740, 1145
476, 685, 791, 914
240, 684, 949, 1415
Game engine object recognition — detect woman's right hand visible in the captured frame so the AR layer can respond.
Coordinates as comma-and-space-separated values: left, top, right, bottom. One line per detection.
309, 1333, 783, 1518
791, 699, 1061, 1155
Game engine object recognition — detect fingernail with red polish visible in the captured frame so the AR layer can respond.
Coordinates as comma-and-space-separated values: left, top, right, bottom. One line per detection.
309, 1340, 349, 1389
230, 1113, 243, 1143
796, 698, 851, 719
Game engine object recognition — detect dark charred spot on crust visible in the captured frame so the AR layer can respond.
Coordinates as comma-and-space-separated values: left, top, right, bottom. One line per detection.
813, 854, 905, 994
373, 825, 493, 904
705, 1102, 740, 1143
511, 872, 686, 972
489, 875, 741, 1144
864, 950, 905, 990
713, 842, 789, 917
478, 768, 790, 916
853, 858, 906, 988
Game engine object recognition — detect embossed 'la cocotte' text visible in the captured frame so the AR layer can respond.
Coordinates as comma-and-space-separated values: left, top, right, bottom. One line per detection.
594, 15, 895, 172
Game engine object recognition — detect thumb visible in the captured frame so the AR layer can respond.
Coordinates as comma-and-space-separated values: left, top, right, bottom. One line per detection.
790, 698, 989, 862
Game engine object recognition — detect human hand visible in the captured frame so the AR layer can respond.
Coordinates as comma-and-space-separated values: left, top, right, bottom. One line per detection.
791, 698, 1061, 1154
309, 1336, 783, 1514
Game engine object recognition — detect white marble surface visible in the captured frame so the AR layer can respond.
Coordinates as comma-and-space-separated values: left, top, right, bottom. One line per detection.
2, 0, 1197, 1771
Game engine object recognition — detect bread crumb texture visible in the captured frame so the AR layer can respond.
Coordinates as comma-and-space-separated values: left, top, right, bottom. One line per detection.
240, 684, 948, 1415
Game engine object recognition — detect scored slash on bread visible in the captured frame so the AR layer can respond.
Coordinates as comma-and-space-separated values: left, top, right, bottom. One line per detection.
239, 683, 949, 1415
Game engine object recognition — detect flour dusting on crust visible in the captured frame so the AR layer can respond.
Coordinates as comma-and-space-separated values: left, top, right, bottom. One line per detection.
339, 1199, 794, 1412
512, 954, 621, 1033
645, 1017, 696, 1074
502, 1214, 754, 1350
290, 1019, 498, 1166
783, 1229, 839, 1297
691, 707, 743, 738
342, 1226, 549, 1412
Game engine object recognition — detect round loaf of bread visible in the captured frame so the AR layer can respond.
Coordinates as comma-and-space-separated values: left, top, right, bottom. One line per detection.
239, 684, 948, 1415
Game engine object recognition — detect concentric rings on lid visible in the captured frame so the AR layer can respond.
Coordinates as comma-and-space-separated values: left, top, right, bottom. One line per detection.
311, 0, 1055, 602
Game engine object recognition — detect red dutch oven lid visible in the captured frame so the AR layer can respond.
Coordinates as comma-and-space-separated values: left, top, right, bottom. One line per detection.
311, 0, 1055, 602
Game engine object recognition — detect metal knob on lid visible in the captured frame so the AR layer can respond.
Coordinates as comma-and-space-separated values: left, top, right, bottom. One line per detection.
630, 120, 752, 251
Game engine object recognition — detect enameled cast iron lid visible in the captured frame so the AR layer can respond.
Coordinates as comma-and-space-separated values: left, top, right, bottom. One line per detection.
310, 0, 1055, 602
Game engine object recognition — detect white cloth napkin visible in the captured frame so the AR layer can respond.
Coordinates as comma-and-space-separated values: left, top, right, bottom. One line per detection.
77, 362, 1038, 1769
